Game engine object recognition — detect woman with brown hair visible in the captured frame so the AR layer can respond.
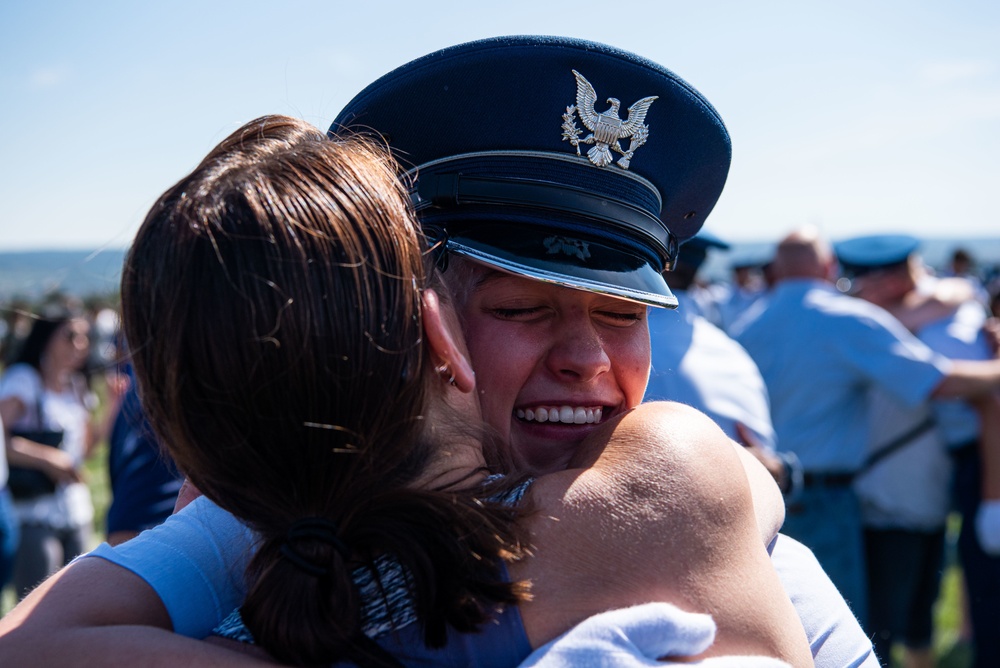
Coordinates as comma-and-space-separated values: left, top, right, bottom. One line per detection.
0, 115, 808, 667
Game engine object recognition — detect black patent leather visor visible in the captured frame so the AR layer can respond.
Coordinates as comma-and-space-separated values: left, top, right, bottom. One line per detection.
445, 223, 677, 308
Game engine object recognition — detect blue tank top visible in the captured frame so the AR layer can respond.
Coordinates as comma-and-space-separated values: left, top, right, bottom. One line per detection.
213, 478, 533, 666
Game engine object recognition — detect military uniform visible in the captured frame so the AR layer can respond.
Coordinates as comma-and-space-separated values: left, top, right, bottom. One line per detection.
837, 235, 1000, 667
732, 276, 950, 626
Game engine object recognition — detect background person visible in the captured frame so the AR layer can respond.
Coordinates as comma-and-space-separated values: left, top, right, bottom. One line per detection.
644, 231, 794, 492
715, 258, 769, 334
732, 225, 1000, 634
839, 233, 1000, 668
0, 306, 117, 599
104, 364, 182, 546
0, 417, 17, 591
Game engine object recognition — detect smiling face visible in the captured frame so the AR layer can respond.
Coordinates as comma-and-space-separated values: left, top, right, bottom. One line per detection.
445, 259, 652, 475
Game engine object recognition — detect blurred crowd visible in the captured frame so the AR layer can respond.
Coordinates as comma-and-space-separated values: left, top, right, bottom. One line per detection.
645, 230, 1000, 668
1, 234, 999, 666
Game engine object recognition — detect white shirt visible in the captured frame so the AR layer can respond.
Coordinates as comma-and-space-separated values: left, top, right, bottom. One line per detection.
0, 363, 93, 528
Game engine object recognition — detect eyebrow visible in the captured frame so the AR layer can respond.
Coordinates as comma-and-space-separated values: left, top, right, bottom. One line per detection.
470, 268, 516, 293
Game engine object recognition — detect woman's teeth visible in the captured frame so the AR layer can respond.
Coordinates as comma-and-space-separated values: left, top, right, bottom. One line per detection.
515, 406, 603, 424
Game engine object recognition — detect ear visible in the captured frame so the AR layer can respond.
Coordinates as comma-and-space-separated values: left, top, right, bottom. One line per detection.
421, 289, 475, 393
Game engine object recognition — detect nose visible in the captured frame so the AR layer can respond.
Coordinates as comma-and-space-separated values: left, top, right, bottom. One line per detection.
545, 314, 611, 383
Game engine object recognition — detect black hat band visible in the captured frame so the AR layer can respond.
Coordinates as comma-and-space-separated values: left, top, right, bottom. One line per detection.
414, 172, 676, 268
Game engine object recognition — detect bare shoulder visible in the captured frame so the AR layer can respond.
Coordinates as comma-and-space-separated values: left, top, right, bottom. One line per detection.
512, 401, 793, 656
561, 401, 751, 508
894, 277, 972, 331
522, 399, 759, 584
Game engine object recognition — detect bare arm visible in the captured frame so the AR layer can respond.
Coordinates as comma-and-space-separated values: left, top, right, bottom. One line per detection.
974, 392, 1000, 555
511, 401, 811, 667
0, 558, 277, 666
932, 358, 1000, 399
973, 392, 1000, 501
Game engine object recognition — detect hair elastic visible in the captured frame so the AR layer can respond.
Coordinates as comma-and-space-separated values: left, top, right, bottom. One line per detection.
279, 517, 351, 577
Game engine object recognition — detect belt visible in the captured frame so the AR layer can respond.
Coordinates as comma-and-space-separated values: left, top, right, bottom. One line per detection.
802, 471, 855, 488
949, 439, 980, 460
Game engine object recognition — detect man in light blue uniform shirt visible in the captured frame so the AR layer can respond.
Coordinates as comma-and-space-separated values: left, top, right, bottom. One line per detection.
840, 233, 1000, 668
646, 233, 776, 448
732, 226, 1000, 631
716, 257, 769, 334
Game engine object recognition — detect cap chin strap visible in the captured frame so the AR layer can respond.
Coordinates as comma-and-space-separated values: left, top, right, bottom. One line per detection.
413, 172, 677, 270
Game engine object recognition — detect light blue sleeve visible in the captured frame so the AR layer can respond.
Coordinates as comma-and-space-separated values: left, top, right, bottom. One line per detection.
769, 534, 879, 667
85, 496, 255, 638
836, 304, 950, 408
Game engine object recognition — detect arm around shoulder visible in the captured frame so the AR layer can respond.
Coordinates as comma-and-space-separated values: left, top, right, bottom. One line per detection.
0, 557, 274, 666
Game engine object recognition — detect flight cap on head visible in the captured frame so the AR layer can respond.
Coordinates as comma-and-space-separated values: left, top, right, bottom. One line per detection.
331, 35, 732, 308
834, 234, 920, 279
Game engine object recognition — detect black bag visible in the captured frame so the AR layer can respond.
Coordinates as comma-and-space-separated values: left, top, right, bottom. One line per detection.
7, 392, 65, 500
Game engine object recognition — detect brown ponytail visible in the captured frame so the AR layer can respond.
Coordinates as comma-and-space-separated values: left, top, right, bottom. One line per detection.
121, 115, 526, 666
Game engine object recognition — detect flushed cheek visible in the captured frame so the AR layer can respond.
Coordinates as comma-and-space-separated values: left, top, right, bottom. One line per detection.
461, 324, 537, 438
612, 330, 651, 408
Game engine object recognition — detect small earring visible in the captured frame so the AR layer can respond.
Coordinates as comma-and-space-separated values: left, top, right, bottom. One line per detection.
436, 363, 456, 386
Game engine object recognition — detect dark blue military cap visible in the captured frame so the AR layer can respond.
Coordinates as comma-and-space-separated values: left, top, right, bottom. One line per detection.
331, 36, 731, 308
679, 230, 730, 271
834, 234, 920, 279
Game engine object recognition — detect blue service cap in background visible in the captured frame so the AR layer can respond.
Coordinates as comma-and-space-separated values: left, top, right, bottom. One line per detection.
678, 230, 730, 271
331, 35, 732, 308
834, 234, 920, 278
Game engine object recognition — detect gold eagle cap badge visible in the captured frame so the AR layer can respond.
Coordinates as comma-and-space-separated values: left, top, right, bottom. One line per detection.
561, 70, 657, 170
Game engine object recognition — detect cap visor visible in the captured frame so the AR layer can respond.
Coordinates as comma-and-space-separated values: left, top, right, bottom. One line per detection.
448, 231, 677, 308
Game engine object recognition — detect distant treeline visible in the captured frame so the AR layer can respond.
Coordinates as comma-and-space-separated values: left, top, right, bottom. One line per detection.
0, 249, 126, 302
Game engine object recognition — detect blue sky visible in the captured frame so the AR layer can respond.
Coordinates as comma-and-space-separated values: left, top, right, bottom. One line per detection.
1, 0, 998, 251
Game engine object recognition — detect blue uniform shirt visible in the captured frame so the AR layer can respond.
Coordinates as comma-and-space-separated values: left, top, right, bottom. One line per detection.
732, 279, 950, 473
106, 385, 183, 535
645, 292, 777, 450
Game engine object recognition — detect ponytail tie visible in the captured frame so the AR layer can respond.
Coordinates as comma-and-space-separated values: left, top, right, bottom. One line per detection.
280, 517, 350, 577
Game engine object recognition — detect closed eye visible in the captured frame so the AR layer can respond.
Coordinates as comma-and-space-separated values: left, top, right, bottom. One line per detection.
491, 307, 545, 320
597, 310, 644, 322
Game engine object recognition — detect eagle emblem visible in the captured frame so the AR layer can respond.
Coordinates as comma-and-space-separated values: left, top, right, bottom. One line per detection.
561, 70, 657, 169
543, 235, 591, 261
